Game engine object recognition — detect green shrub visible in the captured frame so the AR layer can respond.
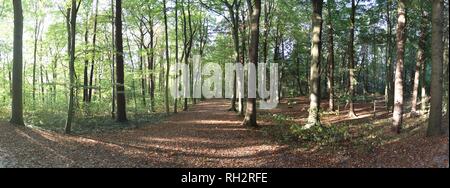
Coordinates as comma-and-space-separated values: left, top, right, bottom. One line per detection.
290, 124, 350, 144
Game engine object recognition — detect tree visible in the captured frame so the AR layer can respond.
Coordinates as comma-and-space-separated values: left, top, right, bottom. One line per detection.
115, 0, 127, 122
348, 0, 357, 118
427, 0, 444, 137
10, 0, 24, 126
174, 0, 179, 113
65, 0, 81, 134
305, 0, 323, 128
411, 7, 427, 116
242, 0, 261, 127
326, 0, 335, 112
392, 0, 407, 134
385, 0, 394, 111
163, 0, 170, 114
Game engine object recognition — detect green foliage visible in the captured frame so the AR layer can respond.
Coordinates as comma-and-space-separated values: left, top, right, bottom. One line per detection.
290, 124, 350, 144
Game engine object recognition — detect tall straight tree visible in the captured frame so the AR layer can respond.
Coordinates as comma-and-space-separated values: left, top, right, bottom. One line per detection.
10, 0, 24, 126
326, 0, 335, 112
115, 0, 127, 122
242, 0, 261, 127
385, 0, 394, 111
392, 0, 407, 134
306, 0, 323, 128
174, 0, 179, 113
427, 0, 444, 137
411, 8, 427, 116
348, 0, 357, 118
163, 0, 170, 114
65, 0, 80, 134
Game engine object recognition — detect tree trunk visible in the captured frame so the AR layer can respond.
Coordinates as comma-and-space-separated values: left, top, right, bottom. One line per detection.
242, 0, 261, 127
115, 0, 127, 122
327, 0, 335, 112
427, 0, 444, 137
392, 0, 407, 134
88, 0, 99, 102
65, 0, 79, 134
385, 0, 394, 112
163, 0, 170, 114
411, 9, 427, 116
10, 0, 24, 126
306, 0, 323, 128
174, 0, 179, 113
348, 0, 357, 118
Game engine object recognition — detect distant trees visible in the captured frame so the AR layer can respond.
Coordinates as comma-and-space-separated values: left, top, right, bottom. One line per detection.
10, 0, 24, 126
305, 0, 323, 128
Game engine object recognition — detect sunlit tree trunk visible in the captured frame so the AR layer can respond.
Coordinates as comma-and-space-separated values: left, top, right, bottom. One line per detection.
411, 9, 427, 116
327, 0, 335, 112
10, 0, 24, 126
306, 0, 323, 128
392, 0, 407, 134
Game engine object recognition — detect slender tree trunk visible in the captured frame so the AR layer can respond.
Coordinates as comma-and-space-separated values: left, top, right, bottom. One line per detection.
88, 0, 99, 102
327, 0, 335, 112
65, 0, 78, 134
428, 0, 444, 137
242, 0, 261, 127
348, 0, 357, 118
385, 0, 394, 112
111, 0, 116, 119
306, 0, 323, 128
32, 19, 41, 105
10, 0, 24, 126
83, 21, 89, 103
115, 0, 127, 122
411, 9, 427, 116
163, 0, 170, 114
392, 0, 407, 134
174, 0, 179, 113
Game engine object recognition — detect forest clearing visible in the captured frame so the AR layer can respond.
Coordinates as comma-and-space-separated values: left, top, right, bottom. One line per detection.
0, 0, 449, 168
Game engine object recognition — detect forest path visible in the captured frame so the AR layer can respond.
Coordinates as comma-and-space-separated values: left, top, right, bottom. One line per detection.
0, 100, 294, 167
0, 99, 448, 168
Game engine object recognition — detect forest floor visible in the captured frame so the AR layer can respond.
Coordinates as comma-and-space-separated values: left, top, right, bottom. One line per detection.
0, 99, 448, 168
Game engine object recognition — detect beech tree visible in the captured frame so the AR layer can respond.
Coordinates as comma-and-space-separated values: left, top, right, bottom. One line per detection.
10, 0, 24, 126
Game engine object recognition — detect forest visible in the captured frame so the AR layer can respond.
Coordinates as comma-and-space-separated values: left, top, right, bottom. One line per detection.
0, 0, 448, 168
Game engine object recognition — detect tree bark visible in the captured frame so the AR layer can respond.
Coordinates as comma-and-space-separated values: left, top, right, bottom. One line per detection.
348, 0, 357, 118
411, 9, 427, 116
392, 0, 407, 134
10, 0, 24, 126
115, 0, 127, 122
306, 0, 323, 128
327, 0, 335, 112
242, 0, 261, 127
163, 0, 170, 114
427, 0, 444, 137
65, 0, 79, 134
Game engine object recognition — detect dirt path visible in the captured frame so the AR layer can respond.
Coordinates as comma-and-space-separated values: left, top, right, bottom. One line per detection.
0, 99, 448, 168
